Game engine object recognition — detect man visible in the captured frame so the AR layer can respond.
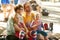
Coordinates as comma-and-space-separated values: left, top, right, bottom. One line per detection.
14, 0, 18, 5
49, 22, 53, 32
29, 0, 38, 11
23, 2, 35, 31
6, 5, 24, 40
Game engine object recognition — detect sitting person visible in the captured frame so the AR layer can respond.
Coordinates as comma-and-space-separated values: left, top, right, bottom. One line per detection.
14, 5, 28, 40
30, 14, 48, 40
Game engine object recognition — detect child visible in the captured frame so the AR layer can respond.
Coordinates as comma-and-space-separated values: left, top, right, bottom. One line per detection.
30, 14, 48, 40
28, 14, 40, 40
14, 5, 28, 40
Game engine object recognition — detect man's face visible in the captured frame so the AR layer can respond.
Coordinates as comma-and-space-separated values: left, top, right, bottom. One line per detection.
24, 4, 31, 12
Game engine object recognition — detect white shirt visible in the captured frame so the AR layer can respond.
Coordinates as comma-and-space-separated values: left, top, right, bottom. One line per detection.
16, 14, 23, 23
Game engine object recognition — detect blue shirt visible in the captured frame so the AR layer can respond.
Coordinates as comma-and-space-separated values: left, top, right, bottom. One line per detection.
1, 0, 10, 4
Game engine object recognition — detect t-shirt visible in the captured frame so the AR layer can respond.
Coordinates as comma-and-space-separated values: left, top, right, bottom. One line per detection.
30, 20, 43, 31
16, 14, 24, 23
23, 12, 35, 31
14, 0, 18, 5
18, 0, 28, 5
23, 12, 35, 25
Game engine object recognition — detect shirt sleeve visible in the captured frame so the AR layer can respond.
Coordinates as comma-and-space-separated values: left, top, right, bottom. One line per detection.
30, 20, 34, 28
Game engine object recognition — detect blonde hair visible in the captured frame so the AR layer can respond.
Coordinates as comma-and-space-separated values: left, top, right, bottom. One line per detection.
35, 14, 40, 19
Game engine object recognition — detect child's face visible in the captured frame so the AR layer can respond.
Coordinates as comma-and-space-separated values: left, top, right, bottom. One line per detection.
36, 14, 40, 20
17, 9, 23, 14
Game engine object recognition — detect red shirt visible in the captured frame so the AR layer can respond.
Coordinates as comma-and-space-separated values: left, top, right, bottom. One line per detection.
15, 22, 24, 38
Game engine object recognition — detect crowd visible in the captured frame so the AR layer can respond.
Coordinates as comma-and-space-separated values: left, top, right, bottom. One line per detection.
0, 0, 54, 40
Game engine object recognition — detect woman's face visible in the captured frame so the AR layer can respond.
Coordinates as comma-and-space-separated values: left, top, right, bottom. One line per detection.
24, 4, 31, 12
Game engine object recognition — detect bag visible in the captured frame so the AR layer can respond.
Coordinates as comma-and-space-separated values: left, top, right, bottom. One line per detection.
44, 23, 48, 30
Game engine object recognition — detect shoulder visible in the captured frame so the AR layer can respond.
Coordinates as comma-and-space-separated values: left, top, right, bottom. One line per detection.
22, 12, 26, 17
31, 11, 35, 16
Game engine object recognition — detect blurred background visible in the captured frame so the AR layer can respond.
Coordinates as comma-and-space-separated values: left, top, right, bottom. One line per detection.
0, 0, 60, 40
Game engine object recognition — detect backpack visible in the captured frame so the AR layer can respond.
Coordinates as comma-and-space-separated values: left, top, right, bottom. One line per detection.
44, 23, 48, 30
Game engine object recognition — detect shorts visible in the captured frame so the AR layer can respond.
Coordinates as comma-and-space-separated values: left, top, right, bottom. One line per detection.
37, 30, 47, 37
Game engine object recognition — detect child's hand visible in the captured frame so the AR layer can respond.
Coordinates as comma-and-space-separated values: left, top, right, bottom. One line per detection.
21, 28, 25, 31
36, 21, 41, 26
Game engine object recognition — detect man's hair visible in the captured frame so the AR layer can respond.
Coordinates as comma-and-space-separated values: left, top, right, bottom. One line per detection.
14, 5, 23, 12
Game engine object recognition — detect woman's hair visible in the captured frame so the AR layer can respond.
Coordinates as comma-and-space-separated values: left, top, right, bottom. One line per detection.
23, 2, 30, 10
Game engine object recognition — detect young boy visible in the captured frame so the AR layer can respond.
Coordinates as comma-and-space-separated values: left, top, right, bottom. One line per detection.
14, 5, 28, 40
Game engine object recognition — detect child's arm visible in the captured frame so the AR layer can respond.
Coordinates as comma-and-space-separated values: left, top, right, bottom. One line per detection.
14, 24, 21, 32
32, 24, 38, 28
23, 22, 29, 33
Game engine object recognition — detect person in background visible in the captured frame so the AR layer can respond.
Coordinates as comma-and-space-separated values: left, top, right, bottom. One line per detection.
6, 3, 16, 40
18, 0, 28, 5
0, 0, 1, 9
13, 0, 18, 5
31, 5, 42, 20
49, 22, 53, 32
29, 0, 38, 11
1, 0, 10, 4
1, 0, 10, 12
0, 9, 5, 21
35, 5, 42, 13
30, 0, 37, 4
